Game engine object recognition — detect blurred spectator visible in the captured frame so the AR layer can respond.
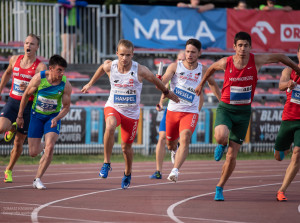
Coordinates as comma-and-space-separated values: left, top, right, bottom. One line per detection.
177, 0, 215, 13
58, 0, 88, 63
259, 0, 292, 11
176, 50, 185, 61
234, 1, 247, 10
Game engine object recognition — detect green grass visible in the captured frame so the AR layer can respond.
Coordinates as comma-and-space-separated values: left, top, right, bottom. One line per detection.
0, 152, 289, 166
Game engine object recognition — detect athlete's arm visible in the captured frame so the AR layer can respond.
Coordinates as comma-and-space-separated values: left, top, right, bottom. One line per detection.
0, 56, 17, 100
17, 73, 41, 128
51, 81, 72, 128
156, 82, 169, 111
81, 60, 112, 93
138, 64, 179, 103
279, 67, 296, 91
198, 91, 204, 111
161, 62, 177, 85
195, 57, 227, 96
255, 54, 300, 75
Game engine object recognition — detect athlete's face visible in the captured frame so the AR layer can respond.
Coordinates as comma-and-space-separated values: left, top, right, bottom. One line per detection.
24, 36, 39, 57
185, 44, 201, 64
116, 45, 133, 67
50, 65, 65, 81
234, 40, 251, 58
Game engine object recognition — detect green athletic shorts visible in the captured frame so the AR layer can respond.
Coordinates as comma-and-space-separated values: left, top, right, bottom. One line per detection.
214, 101, 251, 145
274, 120, 300, 151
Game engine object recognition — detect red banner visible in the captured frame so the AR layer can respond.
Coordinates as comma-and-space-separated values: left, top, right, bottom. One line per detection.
227, 9, 300, 53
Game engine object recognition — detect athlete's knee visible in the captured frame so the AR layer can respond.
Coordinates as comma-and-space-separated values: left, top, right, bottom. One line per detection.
29, 149, 39, 157
214, 133, 228, 145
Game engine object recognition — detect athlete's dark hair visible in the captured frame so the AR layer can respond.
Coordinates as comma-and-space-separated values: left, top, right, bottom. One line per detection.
234, 31, 252, 46
27, 33, 40, 46
117, 39, 134, 51
49, 54, 67, 68
186, 39, 202, 51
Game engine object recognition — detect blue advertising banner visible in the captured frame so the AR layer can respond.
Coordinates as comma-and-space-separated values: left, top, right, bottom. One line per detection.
121, 5, 227, 49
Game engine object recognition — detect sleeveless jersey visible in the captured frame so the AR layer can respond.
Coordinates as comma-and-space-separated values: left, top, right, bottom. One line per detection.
10, 55, 41, 101
105, 60, 142, 120
32, 71, 66, 115
282, 69, 300, 121
167, 61, 203, 113
221, 53, 258, 105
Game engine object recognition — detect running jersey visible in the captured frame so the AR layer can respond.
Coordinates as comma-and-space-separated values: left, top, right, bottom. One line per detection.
221, 53, 258, 105
10, 55, 41, 101
32, 70, 66, 115
282, 69, 300, 121
105, 60, 142, 120
167, 61, 203, 113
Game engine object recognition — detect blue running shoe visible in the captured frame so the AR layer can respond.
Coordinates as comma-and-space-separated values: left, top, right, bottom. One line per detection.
214, 186, 224, 201
99, 163, 112, 178
274, 149, 285, 161
149, 171, 162, 179
214, 144, 227, 161
121, 173, 131, 189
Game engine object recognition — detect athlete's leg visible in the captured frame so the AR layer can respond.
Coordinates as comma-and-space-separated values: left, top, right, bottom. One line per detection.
34, 132, 58, 179
278, 147, 300, 193
0, 117, 13, 134
173, 129, 192, 170
214, 124, 230, 146
156, 131, 166, 172
103, 115, 118, 163
122, 142, 133, 176
217, 140, 241, 188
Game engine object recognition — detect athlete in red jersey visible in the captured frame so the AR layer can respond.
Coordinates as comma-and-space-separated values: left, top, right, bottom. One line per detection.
195, 32, 300, 201
0, 34, 47, 183
274, 44, 300, 201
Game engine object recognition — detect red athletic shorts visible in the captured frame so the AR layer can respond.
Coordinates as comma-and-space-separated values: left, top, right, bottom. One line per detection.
104, 107, 139, 144
166, 110, 198, 141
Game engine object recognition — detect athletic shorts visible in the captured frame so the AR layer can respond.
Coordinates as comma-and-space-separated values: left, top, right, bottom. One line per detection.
0, 97, 32, 135
158, 109, 167, 132
274, 120, 300, 151
166, 110, 198, 141
104, 107, 139, 144
214, 101, 251, 145
28, 111, 61, 138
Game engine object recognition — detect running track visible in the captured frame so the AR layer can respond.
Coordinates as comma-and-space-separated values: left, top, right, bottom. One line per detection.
0, 159, 299, 223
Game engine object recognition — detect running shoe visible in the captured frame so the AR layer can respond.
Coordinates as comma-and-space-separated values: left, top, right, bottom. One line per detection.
121, 173, 131, 189
99, 163, 112, 178
33, 178, 46, 190
274, 149, 285, 161
4, 122, 17, 142
214, 144, 227, 161
149, 171, 162, 179
277, 191, 287, 202
214, 186, 224, 201
4, 170, 12, 183
167, 168, 179, 182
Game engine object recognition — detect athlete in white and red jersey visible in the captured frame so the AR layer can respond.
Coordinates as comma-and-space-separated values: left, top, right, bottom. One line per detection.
81, 39, 179, 189
0, 34, 47, 183
195, 31, 300, 201
162, 38, 221, 182
274, 44, 300, 201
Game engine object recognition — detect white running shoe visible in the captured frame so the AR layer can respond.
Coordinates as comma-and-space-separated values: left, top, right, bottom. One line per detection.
167, 168, 179, 182
33, 178, 46, 190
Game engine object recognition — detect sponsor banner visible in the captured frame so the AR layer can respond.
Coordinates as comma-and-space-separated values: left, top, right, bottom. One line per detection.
227, 9, 300, 51
250, 108, 283, 143
57, 108, 86, 143
121, 5, 227, 49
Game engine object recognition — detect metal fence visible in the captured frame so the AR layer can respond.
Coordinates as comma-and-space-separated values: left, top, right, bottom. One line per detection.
0, 0, 120, 64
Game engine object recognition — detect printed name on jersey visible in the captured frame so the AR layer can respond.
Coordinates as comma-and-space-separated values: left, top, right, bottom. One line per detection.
114, 95, 136, 104
174, 87, 195, 103
291, 87, 300, 105
229, 76, 253, 82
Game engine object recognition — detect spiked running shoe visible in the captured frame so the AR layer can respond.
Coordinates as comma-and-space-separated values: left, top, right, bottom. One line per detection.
33, 178, 46, 190
274, 149, 285, 161
214, 186, 224, 201
149, 171, 162, 179
121, 173, 131, 189
214, 144, 227, 161
167, 168, 179, 182
4, 170, 12, 183
277, 191, 287, 202
99, 163, 112, 178
4, 122, 17, 142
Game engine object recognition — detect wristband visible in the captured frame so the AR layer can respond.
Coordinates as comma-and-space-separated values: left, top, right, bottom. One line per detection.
163, 89, 169, 95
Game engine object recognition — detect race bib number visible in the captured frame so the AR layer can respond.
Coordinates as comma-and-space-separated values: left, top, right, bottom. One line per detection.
113, 89, 137, 106
11, 79, 29, 96
291, 85, 300, 105
230, 85, 252, 104
174, 85, 195, 104
36, 95, 58, 112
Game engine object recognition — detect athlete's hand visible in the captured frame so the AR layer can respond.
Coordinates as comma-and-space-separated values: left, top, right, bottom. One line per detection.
81, 84, 91, 93
165, 91, 180, 103
51, 118, 58, 128
287, 80, 297, 91
19, 82, 27, 91
195, 84, 203, 96
156, 103, 163, 111
16, 117, 24, 129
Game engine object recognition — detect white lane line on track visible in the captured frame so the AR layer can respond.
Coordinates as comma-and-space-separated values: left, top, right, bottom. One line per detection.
30, 174, 287, 223
167, 180, 300, 223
